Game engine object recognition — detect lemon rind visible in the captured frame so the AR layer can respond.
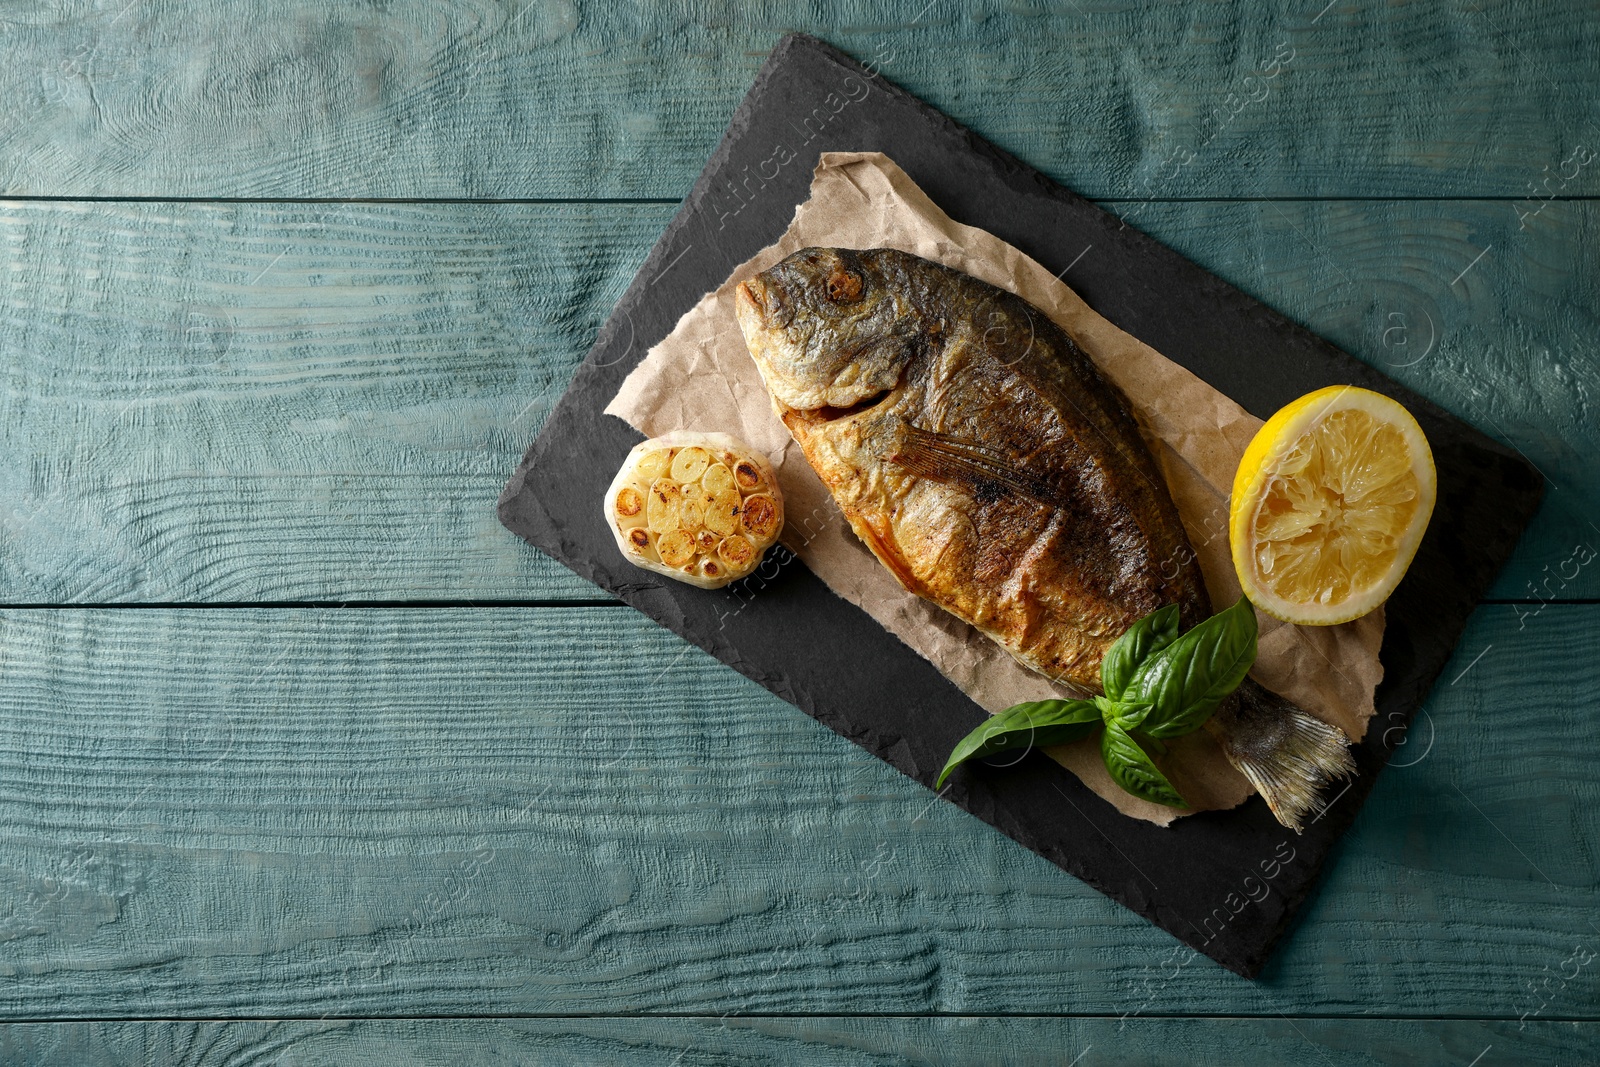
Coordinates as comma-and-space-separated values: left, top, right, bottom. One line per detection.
1230, 386, 1436, 626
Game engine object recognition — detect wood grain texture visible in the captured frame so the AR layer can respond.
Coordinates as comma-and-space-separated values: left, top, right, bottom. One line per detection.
0, 1017, 1594, 1065
0, 198, 1592, 603
4, 0, 1595, 1050
0, 1, 1597, 200
0, 604, 1592, 1019
0, 199, 673, 603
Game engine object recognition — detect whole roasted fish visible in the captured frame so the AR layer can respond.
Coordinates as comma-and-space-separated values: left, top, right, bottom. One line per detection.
735, 246, 1354, 829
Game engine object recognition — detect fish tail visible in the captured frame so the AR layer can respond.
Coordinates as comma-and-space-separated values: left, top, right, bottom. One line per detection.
1207, 679, 1356, 833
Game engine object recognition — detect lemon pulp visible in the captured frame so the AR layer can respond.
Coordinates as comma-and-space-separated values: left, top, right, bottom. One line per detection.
1231, 387, 1435, 625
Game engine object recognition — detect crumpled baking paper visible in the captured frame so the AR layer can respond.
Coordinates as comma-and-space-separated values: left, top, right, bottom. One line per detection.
607, 152, 1384, 826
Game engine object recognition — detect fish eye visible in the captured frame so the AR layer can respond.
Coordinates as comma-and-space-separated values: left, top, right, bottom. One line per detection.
824, 269, 864, 304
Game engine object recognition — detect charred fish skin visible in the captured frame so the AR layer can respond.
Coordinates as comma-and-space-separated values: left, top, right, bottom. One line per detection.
737, 246, 1356, 830
738, 247, 1207, 689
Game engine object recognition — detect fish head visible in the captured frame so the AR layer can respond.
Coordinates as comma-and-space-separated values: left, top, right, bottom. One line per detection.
736, 247, 921, 414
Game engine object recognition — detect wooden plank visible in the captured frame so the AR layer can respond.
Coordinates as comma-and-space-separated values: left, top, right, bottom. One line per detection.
0, 2, 1596, 200
0, 603, 1592, 1018
0, 199, 675, 603
0, 1017, 1593, 1065
0, 199, 1590, 602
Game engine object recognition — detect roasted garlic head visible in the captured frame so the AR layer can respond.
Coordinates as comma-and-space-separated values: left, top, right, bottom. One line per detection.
604, 431, 784, 588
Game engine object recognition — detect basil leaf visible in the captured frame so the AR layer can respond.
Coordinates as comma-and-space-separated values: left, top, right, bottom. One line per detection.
1100, 603, 1181, 700
1124, 596, 1258, 740
936, 699, 1101, 788
1100, 721, 1187, 808
1094, 694, 1152, 731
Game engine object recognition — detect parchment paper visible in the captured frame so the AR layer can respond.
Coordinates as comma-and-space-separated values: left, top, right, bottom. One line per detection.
607, 152, 1384, 825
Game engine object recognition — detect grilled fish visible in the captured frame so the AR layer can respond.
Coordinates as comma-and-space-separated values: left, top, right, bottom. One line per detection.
735, 247, 1354, 829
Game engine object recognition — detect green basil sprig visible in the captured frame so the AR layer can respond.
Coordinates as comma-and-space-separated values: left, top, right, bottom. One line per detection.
1101, 721, 1185, 808
936, 597, 1259, 806
934, 699, 1100, 788
1100, 603, 1180, 700
1122, 596, 1258, 740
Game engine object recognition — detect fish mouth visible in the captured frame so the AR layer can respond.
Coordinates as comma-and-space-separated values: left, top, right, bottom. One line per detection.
817, 384, 896, 420
736, 279, 770, 323
789, 383, 899, 427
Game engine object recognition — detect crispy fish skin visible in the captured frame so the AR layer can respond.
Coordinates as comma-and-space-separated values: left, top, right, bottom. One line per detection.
736, 247, 1354, 829
737, 247, 1205, 688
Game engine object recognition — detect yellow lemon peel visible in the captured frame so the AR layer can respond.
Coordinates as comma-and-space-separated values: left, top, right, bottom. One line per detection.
1230, 386, 1436, 625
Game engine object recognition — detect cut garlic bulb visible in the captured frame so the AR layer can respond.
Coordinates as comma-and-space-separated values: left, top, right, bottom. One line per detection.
604, 431, 785, 589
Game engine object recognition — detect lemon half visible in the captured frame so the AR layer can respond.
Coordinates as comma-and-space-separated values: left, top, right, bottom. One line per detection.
1230, 386, 1436, 625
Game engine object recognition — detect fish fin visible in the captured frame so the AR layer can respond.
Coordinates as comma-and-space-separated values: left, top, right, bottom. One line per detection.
1211, 680, 1357, 833
889, 425, 1067, 509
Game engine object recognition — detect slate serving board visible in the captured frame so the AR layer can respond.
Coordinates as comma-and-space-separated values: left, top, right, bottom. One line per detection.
498, 34, 1543, 977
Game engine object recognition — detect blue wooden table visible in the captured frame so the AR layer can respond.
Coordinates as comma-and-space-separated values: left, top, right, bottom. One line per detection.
1, 3, 1596, 1063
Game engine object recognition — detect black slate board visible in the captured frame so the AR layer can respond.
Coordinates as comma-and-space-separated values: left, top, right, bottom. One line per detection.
498, 34, 1543, 977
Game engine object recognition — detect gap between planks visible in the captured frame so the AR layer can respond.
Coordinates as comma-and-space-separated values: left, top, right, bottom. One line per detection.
0, 1013, 1595, 1024
4, 196, 1598, 205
